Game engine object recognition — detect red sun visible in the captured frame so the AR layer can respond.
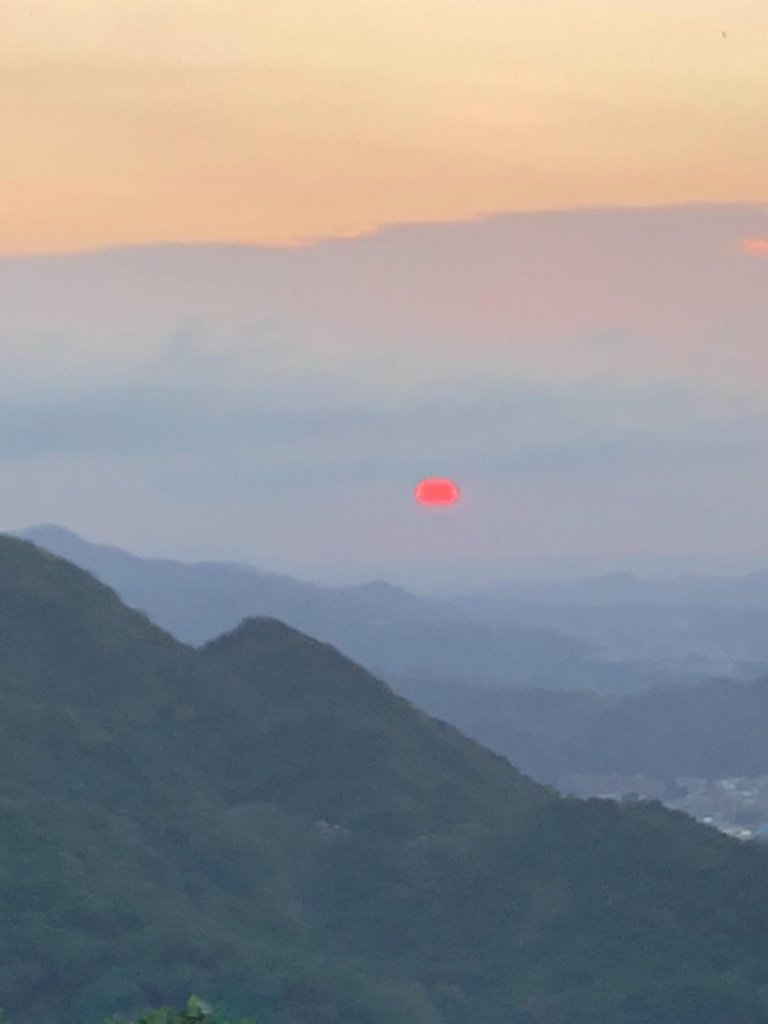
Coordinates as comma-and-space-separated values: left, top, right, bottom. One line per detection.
414, 477, 461, 506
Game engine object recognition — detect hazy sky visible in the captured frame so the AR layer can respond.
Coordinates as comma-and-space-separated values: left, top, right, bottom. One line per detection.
3, 0, 767, 252
1, 206, 767, 588
2, 3, 768, 589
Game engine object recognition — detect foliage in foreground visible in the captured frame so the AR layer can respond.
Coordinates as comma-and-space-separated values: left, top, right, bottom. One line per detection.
0, 1000, 260, 1024
106, 995, 260, 1024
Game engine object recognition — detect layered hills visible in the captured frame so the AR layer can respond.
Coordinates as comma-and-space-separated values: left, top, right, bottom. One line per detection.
396, 671, 768, 785
13, 526, 598, 688
17, 525, 728, 693
5, 534, 768, 1022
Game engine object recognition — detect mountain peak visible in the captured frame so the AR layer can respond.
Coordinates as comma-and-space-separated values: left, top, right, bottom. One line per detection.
0, 531, 101, 587
21, 522, 82, 540
18, 523, 129, 564
0, 531, 178, 667
205, 613, 331, 649
202, 614, 374, 686
19, 522, 91, 548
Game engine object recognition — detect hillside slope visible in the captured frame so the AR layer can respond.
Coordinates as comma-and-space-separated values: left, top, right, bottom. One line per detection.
4, 535, 768, 1023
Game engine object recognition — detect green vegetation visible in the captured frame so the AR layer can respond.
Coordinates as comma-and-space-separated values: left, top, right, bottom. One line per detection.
101, 995, 260, 1024
5, 535, 768, 1023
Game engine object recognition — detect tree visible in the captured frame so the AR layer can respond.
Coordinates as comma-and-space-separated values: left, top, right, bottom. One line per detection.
134, 995, 260, 1024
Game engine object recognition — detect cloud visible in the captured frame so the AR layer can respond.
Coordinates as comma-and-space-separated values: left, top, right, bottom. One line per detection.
2, 206, 767, 393
3, 206, 768, 578
743, 237, 768, 257
0, 364, 764, 483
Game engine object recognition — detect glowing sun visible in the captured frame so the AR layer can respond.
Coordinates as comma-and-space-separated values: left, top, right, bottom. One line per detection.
414, 478, 461, 506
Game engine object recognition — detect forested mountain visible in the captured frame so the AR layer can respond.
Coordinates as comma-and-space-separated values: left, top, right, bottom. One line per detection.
6, 534, 768, 1022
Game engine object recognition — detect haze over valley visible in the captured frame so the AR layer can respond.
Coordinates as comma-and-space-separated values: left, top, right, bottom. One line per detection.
3, 204, 768, 590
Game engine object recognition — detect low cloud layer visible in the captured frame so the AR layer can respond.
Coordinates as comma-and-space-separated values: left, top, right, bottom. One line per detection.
1, 205, 767, 587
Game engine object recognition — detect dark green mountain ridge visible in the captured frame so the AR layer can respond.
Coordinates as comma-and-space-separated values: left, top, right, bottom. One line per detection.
4, 534, 768, 1023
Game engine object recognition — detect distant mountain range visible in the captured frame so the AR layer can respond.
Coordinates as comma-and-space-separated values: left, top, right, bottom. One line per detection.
452, 572, 768, 670
5, 532, 768, 1022
20, 525, 768, 800
21, 525, 768, 692
17, 524, 665, 694
457, 568, 768, 608
395, 671, 768, 788
452, 590, 768, 670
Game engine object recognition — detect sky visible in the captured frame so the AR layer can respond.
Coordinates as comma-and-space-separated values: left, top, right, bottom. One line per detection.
2, 2, 768, 590
4, 0, 768, 252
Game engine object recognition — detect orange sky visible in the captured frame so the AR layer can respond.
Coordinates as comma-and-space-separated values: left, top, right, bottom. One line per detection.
3, 0, 767, 253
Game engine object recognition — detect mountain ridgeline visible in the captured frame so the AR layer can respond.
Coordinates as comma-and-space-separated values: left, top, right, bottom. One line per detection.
5, 534, 768, 1022
16, 524, 600, 689
17, 525, 742, 694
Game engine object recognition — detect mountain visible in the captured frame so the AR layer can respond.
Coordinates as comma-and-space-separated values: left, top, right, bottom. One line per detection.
452, 581, 768, 672
6, 534, 768, 1022
455, 569, 768, 608
15, 525, 604, 689
393, 671, 768, 789
21, 526, 768, 690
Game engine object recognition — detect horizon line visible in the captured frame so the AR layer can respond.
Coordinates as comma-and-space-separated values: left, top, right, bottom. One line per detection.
10, 523, 768, 589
